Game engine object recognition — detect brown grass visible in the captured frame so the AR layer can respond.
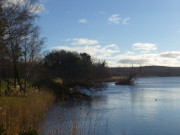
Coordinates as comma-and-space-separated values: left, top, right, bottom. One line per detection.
0, 89, 55, 135
0, 89, 109, 135
96, 76, 125, 82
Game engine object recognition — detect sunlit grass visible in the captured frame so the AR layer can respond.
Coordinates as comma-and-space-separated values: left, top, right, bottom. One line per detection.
0, 89, 55, 135
0, 87, 109, 135
0, 79, 31, 93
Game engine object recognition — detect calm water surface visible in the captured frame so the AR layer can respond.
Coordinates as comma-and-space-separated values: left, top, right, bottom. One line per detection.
42, 77, 180, 135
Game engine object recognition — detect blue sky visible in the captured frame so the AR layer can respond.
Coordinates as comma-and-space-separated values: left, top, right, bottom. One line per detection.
37, 0, 180, 67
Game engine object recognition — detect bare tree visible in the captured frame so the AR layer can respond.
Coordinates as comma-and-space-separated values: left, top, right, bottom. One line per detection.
0, 0, 45, 92
115, 65, 142, 85
21, 26, 45, 89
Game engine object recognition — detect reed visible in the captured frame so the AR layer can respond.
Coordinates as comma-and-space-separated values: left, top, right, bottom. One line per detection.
0, 89, 55, 135
0, 89, 108, 135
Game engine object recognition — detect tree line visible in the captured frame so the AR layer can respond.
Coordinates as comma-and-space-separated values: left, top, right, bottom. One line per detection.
110, 66, 180, 77
44, 50, 110, 85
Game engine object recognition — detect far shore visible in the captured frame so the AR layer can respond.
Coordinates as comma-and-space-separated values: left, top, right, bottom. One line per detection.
99, 75, 180, 83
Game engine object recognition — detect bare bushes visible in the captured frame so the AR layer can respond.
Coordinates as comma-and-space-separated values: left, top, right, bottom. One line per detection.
116, 66, 142, 85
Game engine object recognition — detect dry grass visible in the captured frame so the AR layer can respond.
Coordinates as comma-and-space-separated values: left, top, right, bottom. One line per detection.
0, 89, 109, 135
96, 76, 125, 82
0, 89, 55, 135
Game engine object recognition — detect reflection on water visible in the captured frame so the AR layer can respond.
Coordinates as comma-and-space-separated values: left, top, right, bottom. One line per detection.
42, 77, 180, 135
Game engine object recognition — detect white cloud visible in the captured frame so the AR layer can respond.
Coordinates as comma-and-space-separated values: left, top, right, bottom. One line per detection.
53, 39, 120, 66
78, 18, 88, 24
113, 49, 180, 67
160, 51, 180, 58
69, 38, 99, 45
4, 0, 24, 4
108, 14, 121, 24
114, 52, 180, 67
132, 43, 157, 53
103, 44, 117, 49
2, 0, 24, 8
122, 17, 130, 24
53, 44, 119, 60
52, 40, 180, 67
28, 4, 44, 14
108, 14, 131, 25
3, 0, 44, 14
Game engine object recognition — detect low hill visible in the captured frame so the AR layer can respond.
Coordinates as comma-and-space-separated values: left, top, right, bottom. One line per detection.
110, 66, 180, 77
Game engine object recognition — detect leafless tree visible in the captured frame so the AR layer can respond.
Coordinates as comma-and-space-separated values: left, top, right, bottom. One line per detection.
21, 26, 45, 89
0, 0, 45, 92
116, 65, 142, 85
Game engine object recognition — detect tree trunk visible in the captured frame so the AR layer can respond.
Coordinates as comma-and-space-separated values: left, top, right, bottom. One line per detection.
4, 79, 10, 93
13, 61, 23, 92
0, 78, 1, 94
14, 78, 16, 88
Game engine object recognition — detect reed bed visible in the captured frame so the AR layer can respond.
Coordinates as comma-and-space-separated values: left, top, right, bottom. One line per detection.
0, 89, 109, 135
0, 89, 55, 135
96, 76, 125, 82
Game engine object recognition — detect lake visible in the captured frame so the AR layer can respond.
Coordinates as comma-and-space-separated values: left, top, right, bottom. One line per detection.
41, 77, 180, 135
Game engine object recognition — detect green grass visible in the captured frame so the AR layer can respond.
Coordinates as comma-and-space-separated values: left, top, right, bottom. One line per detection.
0, 79, 31, 93
0, 80, 7, 92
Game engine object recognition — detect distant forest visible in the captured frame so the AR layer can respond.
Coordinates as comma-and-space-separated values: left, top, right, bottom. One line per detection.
110, 66, 180, 77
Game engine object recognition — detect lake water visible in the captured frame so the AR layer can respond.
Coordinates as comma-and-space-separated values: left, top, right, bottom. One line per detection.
42, 77, 180, 135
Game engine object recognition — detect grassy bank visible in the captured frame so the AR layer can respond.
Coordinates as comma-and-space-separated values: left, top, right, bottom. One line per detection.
0, 89, 55, 135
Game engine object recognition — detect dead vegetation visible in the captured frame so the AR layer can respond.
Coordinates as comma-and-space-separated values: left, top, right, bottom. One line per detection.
0, 90, 55, 135
115, 66, 142, 85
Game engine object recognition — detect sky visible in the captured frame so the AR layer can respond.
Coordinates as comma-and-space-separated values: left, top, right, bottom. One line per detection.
36, 0, 180, 67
